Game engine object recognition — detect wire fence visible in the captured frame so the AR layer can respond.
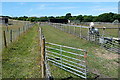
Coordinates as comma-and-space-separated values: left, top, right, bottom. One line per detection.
2, 21, 35, 48
49, 23, 120, 54
39, 26, 88, 79
39, 27, 53, 79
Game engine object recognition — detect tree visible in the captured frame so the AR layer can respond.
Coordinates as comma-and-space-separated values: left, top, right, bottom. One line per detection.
48, 16, 55, 19
93, 16, 99, 22
56, 16, 65, 19
83, 15, 94, 22
97, 12, 115, 22
39, 16, 48, 22
69, 16, 76, 20
113, 14, 120, 22
65, 13, 72, 19
76, 15, 83, 22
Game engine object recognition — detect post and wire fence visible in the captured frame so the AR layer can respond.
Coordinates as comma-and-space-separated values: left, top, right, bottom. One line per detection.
2, 21, 35, 48
39, 26, 53, 79
39, 26, 88, 79
49, 23, 120, 53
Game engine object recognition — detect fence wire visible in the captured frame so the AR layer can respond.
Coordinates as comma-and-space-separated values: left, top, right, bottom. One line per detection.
49, 23, 120, 54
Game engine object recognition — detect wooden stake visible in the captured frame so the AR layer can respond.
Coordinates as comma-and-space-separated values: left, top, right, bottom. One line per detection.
10, 30, 12, 43
41, 37, 46, 78
19, 28, 20, 36
3, 31, 7, 48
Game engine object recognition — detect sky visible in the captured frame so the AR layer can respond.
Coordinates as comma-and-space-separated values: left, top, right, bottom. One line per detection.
1, 2, 119, 17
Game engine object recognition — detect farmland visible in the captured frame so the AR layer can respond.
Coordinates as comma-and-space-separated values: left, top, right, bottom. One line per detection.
1, 22, 119, 79
41, 24, 119, 78
1, 1, 120, 79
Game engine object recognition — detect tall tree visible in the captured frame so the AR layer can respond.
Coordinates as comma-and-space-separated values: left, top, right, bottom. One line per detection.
83, 15, 94, 22
76, 15, 83, 22
65, 13, 72, 19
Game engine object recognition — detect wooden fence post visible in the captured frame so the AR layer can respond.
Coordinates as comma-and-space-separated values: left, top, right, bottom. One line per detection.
19, 28, 20, 36
74, 26, 75, 35
69, 26, 70, 34
3, 31, 7, 48
22, 25, 24, 33
80, 26, 82, 38
102, 27, 106, 38
41, 37, 46, 78
118, 23, 120, 38
10, 30, 12, 43
39, 27, 42, 47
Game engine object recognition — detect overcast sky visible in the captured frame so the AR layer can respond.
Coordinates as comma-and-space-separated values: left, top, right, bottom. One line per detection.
2, 2, 118, 17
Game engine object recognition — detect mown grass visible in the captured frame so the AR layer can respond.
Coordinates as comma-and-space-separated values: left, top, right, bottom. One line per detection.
2, 24, 41, 78
41, 24, 119, 79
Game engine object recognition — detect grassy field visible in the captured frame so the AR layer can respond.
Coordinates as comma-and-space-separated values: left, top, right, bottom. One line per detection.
70, 23, 119, 37
1, 22, 119, 79
53, 23, 119, 38
41, 24, 119, 79
2, 24, 41, 78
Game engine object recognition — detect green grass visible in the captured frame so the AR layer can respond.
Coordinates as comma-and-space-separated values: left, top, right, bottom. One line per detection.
2, 24, 41, 78
80, 23, 119, 37
41, 24, 119, 79
2, 20, 32, 48
60, 23, 119, 38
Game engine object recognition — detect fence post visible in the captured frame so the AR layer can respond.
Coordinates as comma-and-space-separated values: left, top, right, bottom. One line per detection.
102, 27, 106, 38
39, 27, 42, 47
19, 28, 20, 36
41, 37, 46, 78
80, 26, 82, 38
23, 26, 25, 33
3, 31, 7, 48
118, 23, 120, 38
88, 28, 91, 41
69, 26, 70, 34
10, 30, 12, 43
74, 26, 75, 35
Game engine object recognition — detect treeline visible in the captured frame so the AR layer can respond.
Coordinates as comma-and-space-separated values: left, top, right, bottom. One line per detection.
2, 12, 120, 22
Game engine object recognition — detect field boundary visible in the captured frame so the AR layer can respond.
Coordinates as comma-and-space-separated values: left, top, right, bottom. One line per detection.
2, 22, 35, 48
47, 23, 120, 53
39, 26, 88, 79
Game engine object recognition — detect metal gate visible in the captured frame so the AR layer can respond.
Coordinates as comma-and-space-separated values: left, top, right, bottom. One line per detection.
45, 42, 87, 79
